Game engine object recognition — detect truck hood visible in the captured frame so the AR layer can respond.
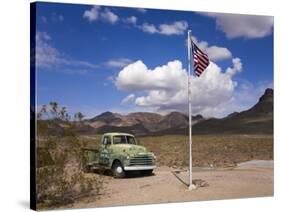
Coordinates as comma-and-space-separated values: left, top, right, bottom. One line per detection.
113, 144, 147, 155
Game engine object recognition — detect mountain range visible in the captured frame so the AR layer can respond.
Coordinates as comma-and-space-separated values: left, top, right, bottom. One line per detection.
78, 88, 273, 136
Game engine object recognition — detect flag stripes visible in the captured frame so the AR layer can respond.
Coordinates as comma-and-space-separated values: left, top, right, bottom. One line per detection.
191, 39, 210, 76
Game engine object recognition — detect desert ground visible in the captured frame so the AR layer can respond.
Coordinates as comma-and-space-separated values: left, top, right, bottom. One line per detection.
37, 134, 273, 210
72, 134, 273, 208
81, 134, 273, 167
68, 160, 273, 209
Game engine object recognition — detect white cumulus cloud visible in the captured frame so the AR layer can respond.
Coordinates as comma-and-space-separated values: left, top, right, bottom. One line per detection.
83, 6, 187, 36
140, 23, 158, 34
116, 60, 187, 91
201, 13, 273, 39
226, 57, 242, 76
83, 6, 119, 24
121, 94, 136, 104
105, 58, 133, 68
115, 59, 243, 117
83, 6, 100, 22
123, 16, 137, 25
139, 21, 188, 35
190, 36, 232, 61
158, 21, 188, 35
100, 9, 119, 24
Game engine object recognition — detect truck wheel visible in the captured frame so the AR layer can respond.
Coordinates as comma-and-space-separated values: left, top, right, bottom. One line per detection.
112, 161, 125, 178
84, 165, 90, 173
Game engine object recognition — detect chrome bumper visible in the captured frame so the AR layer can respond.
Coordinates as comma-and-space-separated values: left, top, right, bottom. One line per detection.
124, 165, 156, 171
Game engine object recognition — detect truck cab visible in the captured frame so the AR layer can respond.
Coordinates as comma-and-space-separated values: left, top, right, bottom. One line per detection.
83, 132, 156, 178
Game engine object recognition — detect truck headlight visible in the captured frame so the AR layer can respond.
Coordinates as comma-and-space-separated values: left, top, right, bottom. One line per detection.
153, 155, 156, 160
126, 155, 130, 160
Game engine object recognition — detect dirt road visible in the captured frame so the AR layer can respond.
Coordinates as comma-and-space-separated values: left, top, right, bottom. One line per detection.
71, 160, 273, 209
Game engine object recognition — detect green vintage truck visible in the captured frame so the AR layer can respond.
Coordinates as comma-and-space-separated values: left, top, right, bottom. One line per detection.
82, 132, 156, 178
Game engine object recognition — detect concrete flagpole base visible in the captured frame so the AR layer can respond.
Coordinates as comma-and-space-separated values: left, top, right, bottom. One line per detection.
188, 184, 197, 191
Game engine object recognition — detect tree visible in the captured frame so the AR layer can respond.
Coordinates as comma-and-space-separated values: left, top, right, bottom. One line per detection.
37, 104, 47, 120
59, 106, 67, 121
74, 112, 84, 122
49, 101, 58, 119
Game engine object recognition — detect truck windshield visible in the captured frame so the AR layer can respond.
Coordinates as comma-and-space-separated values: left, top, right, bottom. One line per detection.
113, 136, 136, 145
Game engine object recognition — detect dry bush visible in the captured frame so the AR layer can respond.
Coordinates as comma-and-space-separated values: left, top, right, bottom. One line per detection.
36, 105, 104, 209
36, 134, 104, 208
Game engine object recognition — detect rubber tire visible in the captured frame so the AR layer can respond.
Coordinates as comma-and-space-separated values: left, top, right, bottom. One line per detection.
83, 165, 91, 173
112, 161, 126, 178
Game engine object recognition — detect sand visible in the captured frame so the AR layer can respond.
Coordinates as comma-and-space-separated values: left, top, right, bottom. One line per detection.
68, 160, 273, 209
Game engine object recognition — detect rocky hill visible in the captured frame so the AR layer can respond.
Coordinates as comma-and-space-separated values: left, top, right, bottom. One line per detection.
85, 88, 273, 135
44, 88, 273, 136
192, 88, 273, 134
83, 111, 204, 136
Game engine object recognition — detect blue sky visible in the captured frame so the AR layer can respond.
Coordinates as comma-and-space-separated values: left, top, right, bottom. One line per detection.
35, 2, 273, 118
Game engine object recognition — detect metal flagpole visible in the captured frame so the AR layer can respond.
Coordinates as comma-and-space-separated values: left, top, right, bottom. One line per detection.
187, 30, 196, 191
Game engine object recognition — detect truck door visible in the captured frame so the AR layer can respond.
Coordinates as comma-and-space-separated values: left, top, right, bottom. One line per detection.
99, 136, 111, 166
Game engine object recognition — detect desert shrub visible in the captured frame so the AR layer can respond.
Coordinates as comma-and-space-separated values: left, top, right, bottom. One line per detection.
36, 135, 104, 208
37, 147, 54, 168
36, 103, 104, 208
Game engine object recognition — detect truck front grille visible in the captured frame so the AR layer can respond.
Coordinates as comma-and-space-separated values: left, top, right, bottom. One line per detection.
129, 154, 154, 166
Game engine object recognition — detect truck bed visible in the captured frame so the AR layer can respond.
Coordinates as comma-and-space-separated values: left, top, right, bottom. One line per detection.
81, 148, 100, 171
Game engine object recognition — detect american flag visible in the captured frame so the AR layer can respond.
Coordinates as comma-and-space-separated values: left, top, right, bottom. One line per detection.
191, 39, 210, 77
